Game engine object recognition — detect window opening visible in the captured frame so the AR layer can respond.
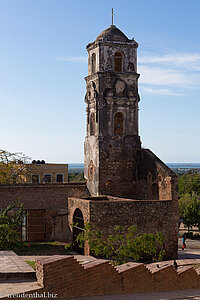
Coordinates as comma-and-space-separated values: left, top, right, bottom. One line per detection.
91, 53, 96, 74
56, 174, 63, 183
152, 183, 159, 200
73, 208, 84, 254
90, 113, 95, 136
114, 112, 124, 135
31, 174, 40, 184
44, 174, 51, 183
21, 210, 27, 242
114, 52, 122, 72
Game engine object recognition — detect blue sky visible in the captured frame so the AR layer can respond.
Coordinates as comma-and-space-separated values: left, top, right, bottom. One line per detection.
0, 0, 200, 163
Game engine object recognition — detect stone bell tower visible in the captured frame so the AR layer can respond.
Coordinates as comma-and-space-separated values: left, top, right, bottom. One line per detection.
84, 25, 141, 197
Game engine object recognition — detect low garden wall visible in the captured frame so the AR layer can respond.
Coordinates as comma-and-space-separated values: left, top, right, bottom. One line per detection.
32, 255, 200, 299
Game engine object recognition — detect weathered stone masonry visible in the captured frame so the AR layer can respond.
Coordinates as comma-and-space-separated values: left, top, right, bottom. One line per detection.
80, 25, 178, 258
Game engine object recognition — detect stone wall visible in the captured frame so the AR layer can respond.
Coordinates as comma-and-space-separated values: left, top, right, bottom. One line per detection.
98, 148, 178, 200
85, 138, 178, 202
66, 182, 89, 198
90, 199, 178, 259
68, 196, 178, 259
135, 149, 178, 201
68, 197, 90, 226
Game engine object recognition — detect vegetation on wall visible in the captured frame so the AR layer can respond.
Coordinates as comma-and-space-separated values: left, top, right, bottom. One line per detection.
0, 198, 23, 250
76, 223, 165, 265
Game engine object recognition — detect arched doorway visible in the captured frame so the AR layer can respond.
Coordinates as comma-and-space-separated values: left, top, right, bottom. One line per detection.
72, 208, 84, 254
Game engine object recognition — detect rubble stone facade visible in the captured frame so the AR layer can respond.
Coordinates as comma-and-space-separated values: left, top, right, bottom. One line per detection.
84, 25, 141, 197
81, 25, 178, 258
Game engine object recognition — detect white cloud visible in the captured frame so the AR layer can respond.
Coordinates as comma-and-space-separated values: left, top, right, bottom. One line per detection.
138, 65, 191, 87
139, 53, 200, 71
56, 56, 87, 63
138, 52, 200, 95
140, 86, 183, 96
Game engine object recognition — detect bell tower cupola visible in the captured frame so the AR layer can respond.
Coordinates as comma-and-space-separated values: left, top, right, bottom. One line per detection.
84, 25, 141, 197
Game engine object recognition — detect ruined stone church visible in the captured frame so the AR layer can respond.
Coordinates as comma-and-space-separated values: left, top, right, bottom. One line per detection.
69, 25, 178, 258
0, 25, 178, 259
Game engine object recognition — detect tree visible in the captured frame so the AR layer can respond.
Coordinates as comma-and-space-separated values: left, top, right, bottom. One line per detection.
178, 172, 200, 197
68, 172, 86, 182
0, 198, 23, 250
76, 223, 165, 265
0, 149, 31, 184
179, 193, 193, 219
182, 195, 200, 233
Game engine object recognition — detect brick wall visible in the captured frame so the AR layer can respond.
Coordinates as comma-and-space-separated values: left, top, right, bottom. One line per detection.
0, 183, 88, 210
0, 183, 88, 242
34, 255, 200, 299
0, 184, 68, 210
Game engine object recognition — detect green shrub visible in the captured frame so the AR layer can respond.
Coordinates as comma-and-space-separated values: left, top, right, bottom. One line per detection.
0, 224, 21, 250
64, 243, 72, 251
76, 223, 165, 265
0, 198, 23, 250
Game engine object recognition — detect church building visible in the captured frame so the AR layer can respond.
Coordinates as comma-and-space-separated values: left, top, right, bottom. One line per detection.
68, 24, 178, 258
0, 24, 178, 259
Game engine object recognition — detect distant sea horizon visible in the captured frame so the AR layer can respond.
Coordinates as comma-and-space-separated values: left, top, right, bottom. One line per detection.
68, 163, 200, 171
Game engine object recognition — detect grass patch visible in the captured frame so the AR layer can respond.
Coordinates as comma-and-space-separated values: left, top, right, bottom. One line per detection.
193, 263, 200, 269
25, 260, 36, 270
16, 241, 71, 256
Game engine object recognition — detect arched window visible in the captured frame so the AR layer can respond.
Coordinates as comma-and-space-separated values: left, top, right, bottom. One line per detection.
114, 52, 122, 72
73, 208, 84, 254
90, 113, 95, 136
114, 112, 124, 135
91, 53, 96, 74
152, 183, 159, 200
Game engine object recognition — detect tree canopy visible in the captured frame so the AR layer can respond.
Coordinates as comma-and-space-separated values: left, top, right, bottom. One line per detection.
178, 172, 200, 197
0, 149, 31, 184
178, 172, 200, 232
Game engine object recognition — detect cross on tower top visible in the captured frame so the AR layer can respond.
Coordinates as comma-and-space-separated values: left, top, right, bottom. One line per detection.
111, 8, 114, 25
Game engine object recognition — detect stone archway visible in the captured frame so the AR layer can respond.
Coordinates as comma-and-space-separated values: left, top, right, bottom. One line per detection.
72, 208, 84, 254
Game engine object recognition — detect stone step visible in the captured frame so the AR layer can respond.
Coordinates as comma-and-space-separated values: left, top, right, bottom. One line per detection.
0, 272, 36, 281
0, 251, 36, 282
0, 280, 41, 299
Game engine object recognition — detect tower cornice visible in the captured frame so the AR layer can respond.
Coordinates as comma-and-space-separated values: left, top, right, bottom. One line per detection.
85, 71, 140, 82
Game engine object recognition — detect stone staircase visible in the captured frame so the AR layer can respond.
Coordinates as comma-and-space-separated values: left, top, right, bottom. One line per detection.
0, 251, 39, 298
